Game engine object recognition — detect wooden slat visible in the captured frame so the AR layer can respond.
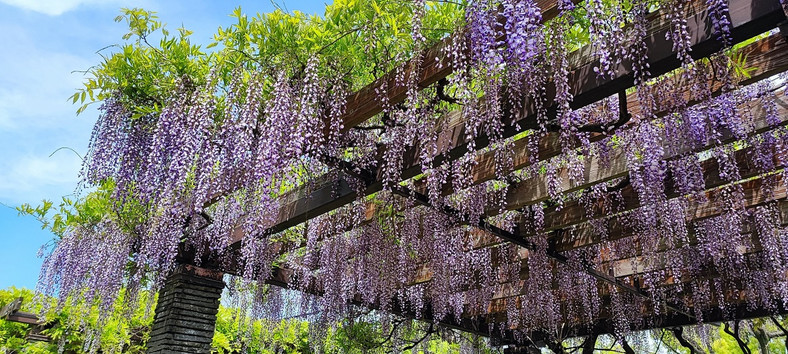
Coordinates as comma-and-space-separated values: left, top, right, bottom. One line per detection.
0, 297, 21, 319
504, 84, 788, 221
558, 179, 784, 255
469, 198, 788, 328
26, 333, 50, 342
337, 0, 572, 133
205, 0, 788, 342
416, 32, 788, 201
5, 312, 42, 325
223, 0, 786, 251
1, 297, 44, 327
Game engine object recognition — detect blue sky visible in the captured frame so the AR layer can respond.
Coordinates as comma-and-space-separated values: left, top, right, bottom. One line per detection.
0, 0, 326, 290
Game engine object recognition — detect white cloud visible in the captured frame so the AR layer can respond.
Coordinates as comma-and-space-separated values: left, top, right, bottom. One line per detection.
0, 22, 93, 130
0, 153, 82, 205
0, 0, 112, 16
0, 19, 96, 204
0, 0, 154, 16
0, 53, 91, 130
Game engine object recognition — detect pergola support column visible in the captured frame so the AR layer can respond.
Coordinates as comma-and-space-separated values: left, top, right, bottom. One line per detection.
147, 264, 225, 354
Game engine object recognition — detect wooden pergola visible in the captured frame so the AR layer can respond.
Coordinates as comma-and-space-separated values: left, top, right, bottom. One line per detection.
148, 0, 788, 351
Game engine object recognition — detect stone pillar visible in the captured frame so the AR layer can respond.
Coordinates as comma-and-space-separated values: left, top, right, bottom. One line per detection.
147, 264, 225, 353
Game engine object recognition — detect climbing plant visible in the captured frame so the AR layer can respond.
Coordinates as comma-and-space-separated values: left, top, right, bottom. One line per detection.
23, 0, 788, 351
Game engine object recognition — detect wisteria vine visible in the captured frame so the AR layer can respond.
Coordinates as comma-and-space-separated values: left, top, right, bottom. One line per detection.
37, 0, 788, 350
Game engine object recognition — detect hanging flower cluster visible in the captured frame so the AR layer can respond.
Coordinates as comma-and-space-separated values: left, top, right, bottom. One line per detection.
41, 0, 788, 348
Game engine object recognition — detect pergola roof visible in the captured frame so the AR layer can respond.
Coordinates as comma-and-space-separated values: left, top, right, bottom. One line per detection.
179, 0, 788, 345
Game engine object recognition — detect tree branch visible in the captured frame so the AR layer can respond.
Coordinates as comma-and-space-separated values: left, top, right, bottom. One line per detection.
670, 326, 702, 354
401, 323, 434, 351
619, 336, 635, 354
581, 333, 598, 354
436, 78, 458, 104
771, 316, 788, 350
723, 321, 752, 354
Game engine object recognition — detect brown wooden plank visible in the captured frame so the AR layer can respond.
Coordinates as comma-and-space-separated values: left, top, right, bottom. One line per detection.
558, 171, 788, 252
412, 32, 788, 201
337, 0, 575, 133
224, 0, 786, 250
504, 84, 788, 215
6, 312, 42, 325
26, 333, 50, 342
0, 297, 21, 319
208, 0, 788, 340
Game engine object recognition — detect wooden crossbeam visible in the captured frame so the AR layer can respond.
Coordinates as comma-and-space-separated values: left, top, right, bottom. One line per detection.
200, 0, 788, 342
462, 175, 788, 322
219, 34, 788, 275
0, 297, 21, 318
548, 167, 780, 252
5, 312, 42, 326
1, 297, 46, 330
220, 0, 786, 255
338, 0, 572, 133
492, 83, 788, 248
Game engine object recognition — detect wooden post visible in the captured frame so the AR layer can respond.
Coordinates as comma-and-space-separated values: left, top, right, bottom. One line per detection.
147, 264, 224, 354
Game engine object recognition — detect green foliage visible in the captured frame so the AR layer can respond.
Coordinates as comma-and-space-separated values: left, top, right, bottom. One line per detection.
70, 8, 208, 118
0, 287, 154, 353
70, 1, 464, 123
17, 180, 148, 241
0, 287, 46, 352
3, 286, 490, 353
213, 0, 462, 83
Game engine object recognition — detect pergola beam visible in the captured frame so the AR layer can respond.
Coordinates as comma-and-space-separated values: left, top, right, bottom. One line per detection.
338, 0, 574, 132
216, 32, 788, 274
189, 0, 788, 346
223, 0, 786, 251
